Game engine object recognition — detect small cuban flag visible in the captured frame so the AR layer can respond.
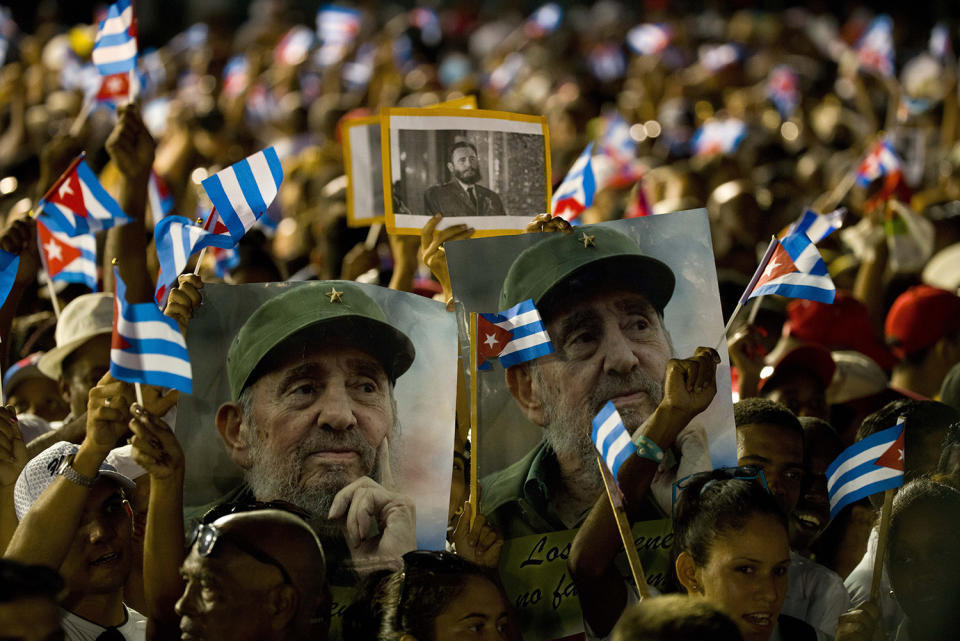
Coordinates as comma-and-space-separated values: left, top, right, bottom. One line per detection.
592, 401, 635, 480
856, 140, 902, 188
478, 299, 554, 369
274, 25, 316, 67
855, 15, 895, 77
111, 267, 192, 393
37, 220, 98, 292
783, 208, 845, 243
767, 65, 799, 120
222, 55, 249, 98
627, 23, 672, 56
929, 22, 952, 62
691, 118, 747, 157
827, 418, 905, 520
0, 247, 19, 309
96, 73, 133, 104
153, 215, 234, 307
524, 3, 563, 39
487, 53, 526, 95
698, 43, 742, 72
315, 5, 362, 68
551, 143, 596, 222
201, 147, 284, 245
741, 231, 836, 305
91, 0, 138, 76
36, 155, 133, 237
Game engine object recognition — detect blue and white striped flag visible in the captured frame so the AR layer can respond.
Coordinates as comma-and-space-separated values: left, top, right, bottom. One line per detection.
153, 216, 234, 307
551, 143, 596, 222
826, 419, 905, 520
480, 299, 554, 368
200, 147, 284, 245
592, 401, 636, 480
111, 268, 192, 393
742, 231, 836, 305
92, 0, 138, 76
37, 220, 97, 292
36, 157, 132, 237
786, 208, 845, 244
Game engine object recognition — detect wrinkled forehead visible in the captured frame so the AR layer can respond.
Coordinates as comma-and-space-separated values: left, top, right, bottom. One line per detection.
256, 338, 390, 387
544, 289, 661, 333
450, 146, 477, 162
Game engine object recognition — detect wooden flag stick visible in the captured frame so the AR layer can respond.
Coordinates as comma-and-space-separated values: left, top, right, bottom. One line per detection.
364, 222, 382, 251
69, 99, 94, 137
134, 382, 145, 408
193, 210, 217, 276
597, 457, 649, 599
38, 153, 86, 205
469, 312, 479, 528
870, 488, 895, 603
717, 236, 777, 352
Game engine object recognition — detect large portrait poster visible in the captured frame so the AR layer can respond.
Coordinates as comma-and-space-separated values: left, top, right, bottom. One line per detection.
174, 281, 458, 553
444, 210, 735, 640
382, 108, 551, 237
343, 96, 478, 227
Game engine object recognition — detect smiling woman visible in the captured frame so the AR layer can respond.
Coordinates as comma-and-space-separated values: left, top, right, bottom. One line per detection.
670, 469, 821, 641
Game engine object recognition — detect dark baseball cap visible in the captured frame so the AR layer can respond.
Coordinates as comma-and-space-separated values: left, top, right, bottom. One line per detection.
226, 281, 415, 398
498, 224, 675, 316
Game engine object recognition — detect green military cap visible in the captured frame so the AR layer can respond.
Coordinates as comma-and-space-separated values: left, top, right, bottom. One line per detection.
498, 224, 675, 315
227, 281, 415, 399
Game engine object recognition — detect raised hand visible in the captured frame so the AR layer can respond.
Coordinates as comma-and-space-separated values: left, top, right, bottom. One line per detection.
106, 104, 156, 183
0, 218, 39, 286
660, 346, 721, 429
525, 213, 573, 234
450, 499, 503, 569
84, 373, 136, 457
128, 403, 184, 481
420, 214, 474, 308
163, 273, 204, 333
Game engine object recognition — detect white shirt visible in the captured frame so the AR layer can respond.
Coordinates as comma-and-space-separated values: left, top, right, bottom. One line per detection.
844, 527, 905, 640
782, 550, 850, 639
61, 605, 147, 641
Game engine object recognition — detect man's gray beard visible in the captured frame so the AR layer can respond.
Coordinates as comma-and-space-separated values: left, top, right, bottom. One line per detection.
538, 367, 664, 494
243, 425, 381, 541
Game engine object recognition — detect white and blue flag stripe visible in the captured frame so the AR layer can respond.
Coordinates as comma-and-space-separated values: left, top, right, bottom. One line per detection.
111, 269, 192, 393
788, 208, 845, 244
485, 299, 554, 368
592, 401, 636, 480
53, 233, 97, 292
551, 142, 596, 221
826, 421, 904, 520
154, 216, 234, 306
92, 0, 137, 75
201, 147, 284, 244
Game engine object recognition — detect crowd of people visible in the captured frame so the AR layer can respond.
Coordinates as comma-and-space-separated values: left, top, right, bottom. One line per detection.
1, 1, 960, 641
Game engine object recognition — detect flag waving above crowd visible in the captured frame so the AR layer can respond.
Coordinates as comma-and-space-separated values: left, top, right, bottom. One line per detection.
200, 147, 284, 245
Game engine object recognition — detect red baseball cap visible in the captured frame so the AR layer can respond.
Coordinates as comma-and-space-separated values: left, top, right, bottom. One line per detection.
885, 285, 960, 360
785, 292, 897, 370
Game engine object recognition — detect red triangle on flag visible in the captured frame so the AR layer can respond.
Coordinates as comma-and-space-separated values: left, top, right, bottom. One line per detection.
874, 428, 905, 472
754, 241, 798, 289
37, 221, 82, 277
477, 315, 514, 365
97, 73, 130, 102
46, 168, 87, 217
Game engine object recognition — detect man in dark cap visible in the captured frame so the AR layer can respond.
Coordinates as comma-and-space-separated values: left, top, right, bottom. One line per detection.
480, 224, 719, 537
199, 281, 418, 578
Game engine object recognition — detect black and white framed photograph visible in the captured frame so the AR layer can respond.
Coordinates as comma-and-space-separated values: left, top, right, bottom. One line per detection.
382, 107, 551, 236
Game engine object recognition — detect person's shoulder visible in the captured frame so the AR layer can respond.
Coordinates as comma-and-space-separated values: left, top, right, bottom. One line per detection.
480, 446, 541, 514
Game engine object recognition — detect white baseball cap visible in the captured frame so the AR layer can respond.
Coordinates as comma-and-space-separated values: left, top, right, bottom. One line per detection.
14, 441, 136, 521
36, 293, 114, 380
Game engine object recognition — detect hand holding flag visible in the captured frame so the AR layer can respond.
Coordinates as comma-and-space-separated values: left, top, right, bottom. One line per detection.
153, 215, 234, 307
35, 154, 132, 237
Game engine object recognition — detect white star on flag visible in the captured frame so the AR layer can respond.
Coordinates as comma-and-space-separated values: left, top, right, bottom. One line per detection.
763, 257, 780, 278
58, 180, 73, 198
484, 333, 499, 349
44, 238, 62, 262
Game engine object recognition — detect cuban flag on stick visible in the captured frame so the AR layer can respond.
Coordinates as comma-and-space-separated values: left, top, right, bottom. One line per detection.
855, 15, 895, 77
827, 419, 905, 520
592, 401, 636, 480
524, 3, 563, 39
200, 147, 284, 245
37, 220, 97, 292
551, 143, 596, 222
111, 268, 192, 393
767, 65, 799, 120
691, 119, 747, 157
153, 215, 234, 307
740, 232, 836, 305
929, 23, 951, 62
478, 299, 554, 369
92, 0, 138, 76
36, 155, 132, 237
856, 140, 902, 188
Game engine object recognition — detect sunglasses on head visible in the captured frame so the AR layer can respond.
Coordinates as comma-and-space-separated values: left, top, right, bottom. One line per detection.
397, 550, 470, 615
671, 465, 771, 509
199, 499, 311, 525
188, 522, 293, 586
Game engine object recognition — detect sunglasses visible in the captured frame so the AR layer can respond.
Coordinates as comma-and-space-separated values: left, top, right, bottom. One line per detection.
671, 465, 771, 509
188, 522, 293, 586
199, 499, 311, 525
397, 550, 468, 617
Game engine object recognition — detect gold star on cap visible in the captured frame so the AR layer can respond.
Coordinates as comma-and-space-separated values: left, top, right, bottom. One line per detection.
579, 233, 596, 248
325, 287, 344, 303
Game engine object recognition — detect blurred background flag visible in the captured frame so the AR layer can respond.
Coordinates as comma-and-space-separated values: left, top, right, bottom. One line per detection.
855, 14, 895, 77
551, 143, 596, 221
627, 23, 672, 56
91, 0, 138, 76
